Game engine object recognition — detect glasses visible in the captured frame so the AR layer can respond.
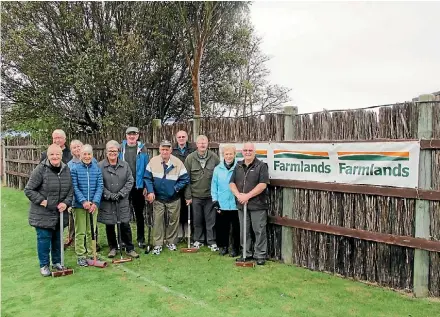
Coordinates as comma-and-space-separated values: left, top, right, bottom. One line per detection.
243, 149, 254, 152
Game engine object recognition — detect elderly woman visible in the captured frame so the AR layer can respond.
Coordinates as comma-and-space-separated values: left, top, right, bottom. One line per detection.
211, 144, 240, 257
25, 144, 73, 276
98, 140, 139, 258
70, 144, 103, 266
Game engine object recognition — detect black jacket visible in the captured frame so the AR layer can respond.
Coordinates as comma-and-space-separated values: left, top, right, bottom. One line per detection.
229, 158, 269, 211
172, 142, 195, 163
40, 147, 73, 164
25, 160, 73, 230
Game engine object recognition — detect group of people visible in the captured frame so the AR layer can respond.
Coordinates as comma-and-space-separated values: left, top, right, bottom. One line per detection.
25, 127, 270, 277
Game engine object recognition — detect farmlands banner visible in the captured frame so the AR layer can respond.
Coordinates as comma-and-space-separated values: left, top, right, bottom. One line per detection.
219, 142, 420, 188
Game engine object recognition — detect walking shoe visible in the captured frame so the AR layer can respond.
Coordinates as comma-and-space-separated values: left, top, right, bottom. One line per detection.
192, 241, 204, 249
40, 265, 51, 277
229, 249, 239, 257
77, 258, 89, 267
166, 243, 177, 251
126, 250, 140, 258
52, 263, 64, 271
209, 244, 219, 252
108, 249, 117, 258
219, 247, 228, 256
152, 246, 162, 255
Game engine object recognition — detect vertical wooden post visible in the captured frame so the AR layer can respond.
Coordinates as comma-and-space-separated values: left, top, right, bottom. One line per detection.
281, 105, 298, 265
413, 93, 434, 297
152, 119, 162, 157
193, 115, 201, 142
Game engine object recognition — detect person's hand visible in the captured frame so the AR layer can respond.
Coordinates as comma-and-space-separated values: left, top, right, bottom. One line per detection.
110, 193, 120, 201
237, 193, 250, 205
89, 203, 97, 213
213, 201, 221, 213
40, 200, 48, 207
143, 188, 148, 198
83, 201, 91, 210
147, 193, 155, 203
185, 199, 192, 206
57, 202, 67, 212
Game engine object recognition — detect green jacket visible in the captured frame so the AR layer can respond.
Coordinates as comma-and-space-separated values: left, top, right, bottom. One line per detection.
184, 150, 220, 199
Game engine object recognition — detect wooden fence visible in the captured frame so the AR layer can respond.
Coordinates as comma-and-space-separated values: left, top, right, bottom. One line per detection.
2, 95, 440, 297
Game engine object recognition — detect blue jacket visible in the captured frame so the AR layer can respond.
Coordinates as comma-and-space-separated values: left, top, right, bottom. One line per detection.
211, 160, 237, 210
119, 140, 149, 189
144, 155, 189, 202
71, 160, 104, 208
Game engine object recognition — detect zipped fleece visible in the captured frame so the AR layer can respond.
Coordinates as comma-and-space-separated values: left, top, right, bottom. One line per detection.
119, 140, 149, 189
71, 160, 104, 208
144, 154, 189, 202
184, 150, 220, 200
229, 158, 269, 211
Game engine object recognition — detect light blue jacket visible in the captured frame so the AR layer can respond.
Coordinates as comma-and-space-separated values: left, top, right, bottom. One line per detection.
211, 160, 237, 210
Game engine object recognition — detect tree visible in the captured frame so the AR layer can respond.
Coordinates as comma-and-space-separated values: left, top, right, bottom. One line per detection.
171, 1, 248, 116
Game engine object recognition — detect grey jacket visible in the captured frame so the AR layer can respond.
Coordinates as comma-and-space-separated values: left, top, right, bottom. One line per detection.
97, 159, 134, 225
25, 160, 73, 230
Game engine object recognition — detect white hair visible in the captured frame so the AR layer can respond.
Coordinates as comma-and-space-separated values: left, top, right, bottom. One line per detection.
106, 140, 120, 151
196, 135, 208, 142
52, 129, 66, 139
81, 144, 93, 154
70, 139, 83, 147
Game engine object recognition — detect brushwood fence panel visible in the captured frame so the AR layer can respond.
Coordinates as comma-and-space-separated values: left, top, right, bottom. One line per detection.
3, 101, 439, 296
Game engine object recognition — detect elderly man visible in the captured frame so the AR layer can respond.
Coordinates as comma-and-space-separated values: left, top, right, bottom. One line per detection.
145, 140, 189, 255
40, 129, 73, 164
119, 127, 149, 248
229, 142, 269, 265
171, 130, 195, 241
184, 135, 220, 251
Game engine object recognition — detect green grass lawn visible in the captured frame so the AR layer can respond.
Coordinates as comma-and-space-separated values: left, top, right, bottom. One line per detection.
1, 187, 439, 317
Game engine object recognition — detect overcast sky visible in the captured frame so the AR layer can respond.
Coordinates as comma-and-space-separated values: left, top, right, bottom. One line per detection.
250, 1, 440, 113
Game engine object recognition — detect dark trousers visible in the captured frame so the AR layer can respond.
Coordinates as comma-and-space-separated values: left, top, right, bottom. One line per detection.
36, 227, 61, 268
238, 209, 267, 259
216, 210, 240, 251
105, 223, 134, 252
192, 197, 216, 245
130, 187, 146, 243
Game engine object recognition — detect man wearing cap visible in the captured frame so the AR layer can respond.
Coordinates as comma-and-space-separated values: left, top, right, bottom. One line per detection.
171, 130, 195, 241
144, 140, 189, 255
119, 127, 149, 248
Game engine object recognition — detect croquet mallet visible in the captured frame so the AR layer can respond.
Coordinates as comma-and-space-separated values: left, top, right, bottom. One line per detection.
235, 203, 255, 267
52, 209, 74, 277
112, 201, 132, 264
180, 204, 198, 253
86, 211, 108, 268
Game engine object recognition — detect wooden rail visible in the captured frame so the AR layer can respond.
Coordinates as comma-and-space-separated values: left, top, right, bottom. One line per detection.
268, 216, 440, 253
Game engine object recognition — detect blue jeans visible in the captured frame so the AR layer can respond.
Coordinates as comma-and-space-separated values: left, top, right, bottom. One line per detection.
35, 227, 61, 268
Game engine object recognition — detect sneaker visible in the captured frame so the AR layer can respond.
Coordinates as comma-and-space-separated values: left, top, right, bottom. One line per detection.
152, 246, 162, 255
52, 263, 64, 271
77, 258, 89, 267
219, 247, 228, 256
166, 243, 177, 251
126, 249, 140, 258
209, 244, 219, 252
40, 265, 51, 277
192, 241, 204, 249
256, 259, 266, 266
108, 249, 117, 258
